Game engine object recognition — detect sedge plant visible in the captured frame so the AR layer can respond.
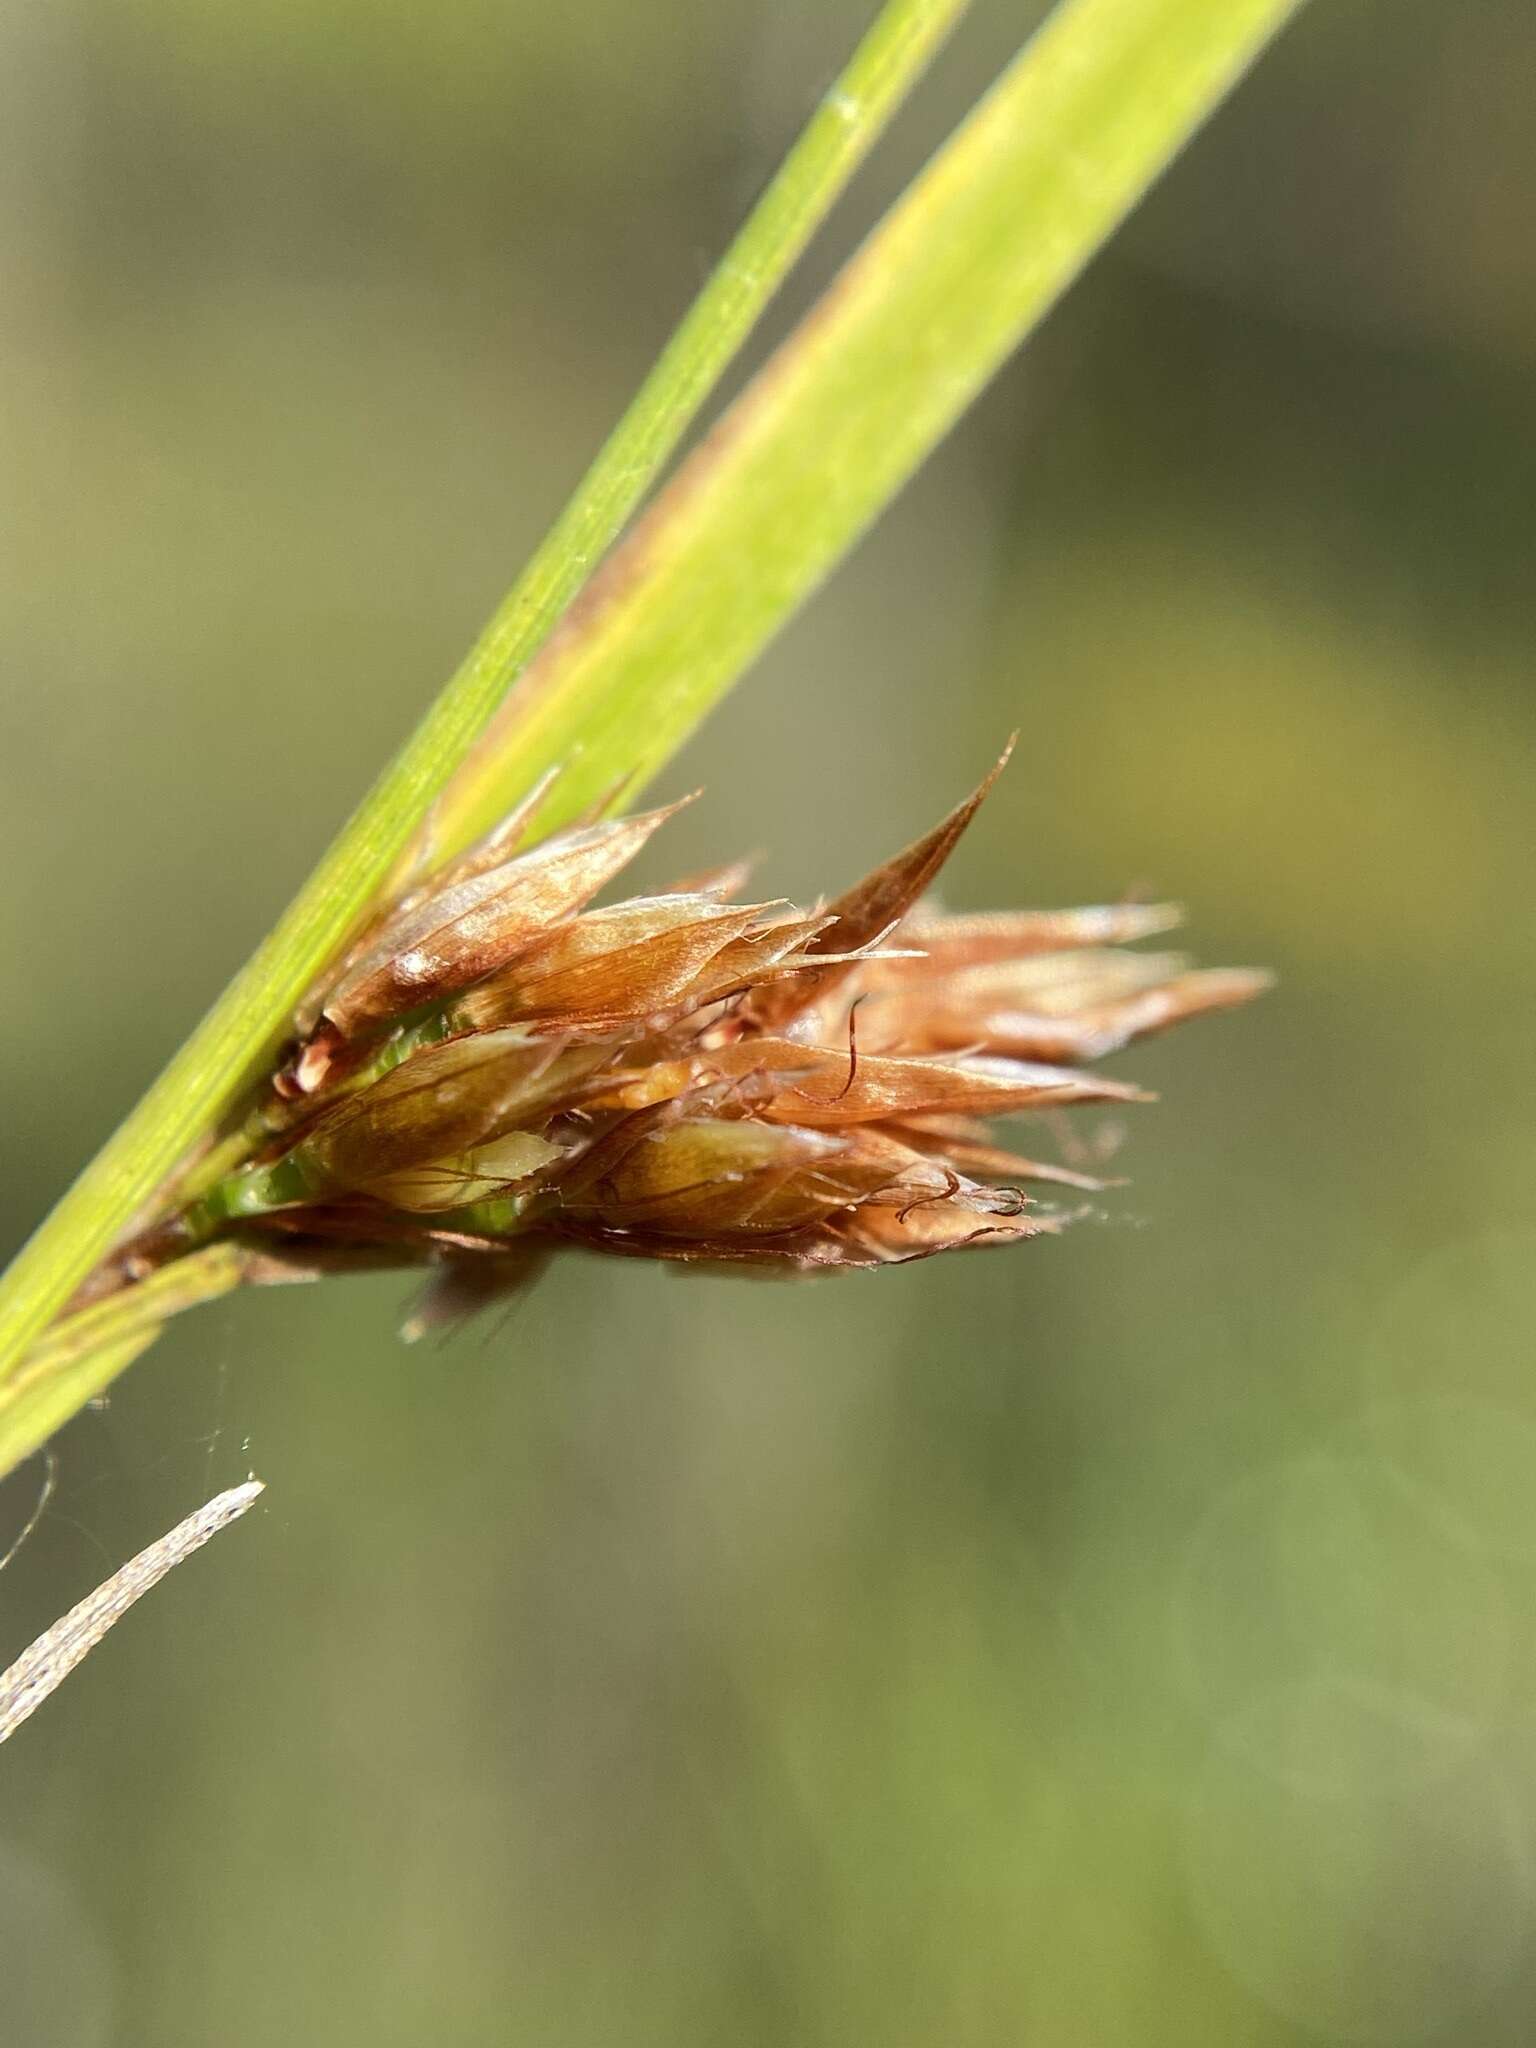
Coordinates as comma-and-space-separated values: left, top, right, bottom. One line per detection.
0, 0, 1304, 1480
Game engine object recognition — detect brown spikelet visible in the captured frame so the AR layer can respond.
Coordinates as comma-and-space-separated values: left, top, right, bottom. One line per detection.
454, 897, 783, 1034
885, 900, 1185, 972
185, 748, 1268, 1310
738, 740, 1014, 1034
290, 767, 565, 1046
295, 796, 697, 1088
855, 959, 1271, 1061
587, 1037, 1153, 1124
288, 1033, 610, 1197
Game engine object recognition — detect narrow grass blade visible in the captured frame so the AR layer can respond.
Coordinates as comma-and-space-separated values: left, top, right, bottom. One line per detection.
0, 1247, 249, 1475
0, 0, 969, 1421
0, 0, 1304, 1470
436, 0, 1305, 846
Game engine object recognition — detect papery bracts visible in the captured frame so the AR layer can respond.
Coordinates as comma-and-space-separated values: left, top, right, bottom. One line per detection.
168, 749, 1268, 1309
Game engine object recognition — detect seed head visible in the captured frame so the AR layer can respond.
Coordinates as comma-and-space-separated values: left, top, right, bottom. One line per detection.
215, 751, 1269, 1304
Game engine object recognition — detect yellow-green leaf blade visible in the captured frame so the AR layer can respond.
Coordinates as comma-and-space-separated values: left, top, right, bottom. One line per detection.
441, 0, 1306, 846
0, 0, 968, 1406
0, 1247, 248, 1475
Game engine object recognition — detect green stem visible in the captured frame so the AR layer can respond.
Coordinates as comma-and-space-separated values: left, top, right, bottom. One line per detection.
0, 0, 968, 1412
435, 0, 1307, 849
0, 1249, 251, 1475
0, 0, 1305, 1478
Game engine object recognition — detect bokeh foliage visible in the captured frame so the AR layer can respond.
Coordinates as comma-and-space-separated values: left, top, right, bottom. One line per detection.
2, 2, 1535, 2044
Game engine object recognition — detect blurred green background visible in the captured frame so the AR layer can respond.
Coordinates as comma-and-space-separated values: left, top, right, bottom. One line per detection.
3, 1, 1536, 2042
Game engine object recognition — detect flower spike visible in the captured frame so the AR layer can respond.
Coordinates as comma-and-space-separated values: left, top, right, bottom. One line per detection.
165, 752, 1268, 1313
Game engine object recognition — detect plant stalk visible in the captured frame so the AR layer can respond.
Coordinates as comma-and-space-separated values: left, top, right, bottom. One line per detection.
0, 0, 971, 1414
0, 0, 1305, 1475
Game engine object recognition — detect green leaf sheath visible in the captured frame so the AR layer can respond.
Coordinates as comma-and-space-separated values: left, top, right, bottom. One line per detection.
435, 0, 1305, 851
0, 0, 1304, 1470
0, 0, 969, 1413
0, 1249, 249, 1475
